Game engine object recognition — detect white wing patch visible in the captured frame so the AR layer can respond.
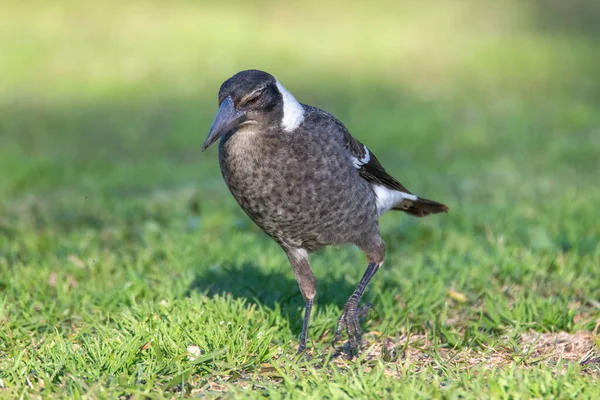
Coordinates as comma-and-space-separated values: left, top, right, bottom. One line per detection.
276, 80, 304, 132
372, 184, 417, 215
352, 146, 370, 168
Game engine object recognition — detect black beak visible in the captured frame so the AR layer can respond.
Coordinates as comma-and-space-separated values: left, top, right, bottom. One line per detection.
203, 97, 246, 151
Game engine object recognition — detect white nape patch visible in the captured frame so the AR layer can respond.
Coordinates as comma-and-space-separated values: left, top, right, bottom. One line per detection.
372, 184, 418, 215
275, 80, 305, 132
352, 146, 370, 168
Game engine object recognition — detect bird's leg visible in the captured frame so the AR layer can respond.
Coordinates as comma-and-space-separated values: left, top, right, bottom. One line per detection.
286, 248, 316, 354
298, 298, 313, 353
332, 261, 382, 353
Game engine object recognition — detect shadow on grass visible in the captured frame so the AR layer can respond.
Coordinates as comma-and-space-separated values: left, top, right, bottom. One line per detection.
187, 261, 357, 335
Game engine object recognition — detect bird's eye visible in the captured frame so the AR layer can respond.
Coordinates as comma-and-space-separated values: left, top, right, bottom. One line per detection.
243, 90, 263, 106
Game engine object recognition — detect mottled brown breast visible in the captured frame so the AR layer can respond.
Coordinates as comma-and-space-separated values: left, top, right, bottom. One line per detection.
218, 115, 379, 252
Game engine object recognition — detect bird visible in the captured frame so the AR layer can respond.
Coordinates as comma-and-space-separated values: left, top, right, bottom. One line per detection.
202, 69, 448, 354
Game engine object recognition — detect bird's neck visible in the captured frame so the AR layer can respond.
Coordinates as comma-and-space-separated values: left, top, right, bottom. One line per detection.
219, 124, 282, 160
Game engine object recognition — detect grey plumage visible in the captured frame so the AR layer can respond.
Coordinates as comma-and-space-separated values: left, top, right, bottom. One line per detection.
203, 69, 448, 354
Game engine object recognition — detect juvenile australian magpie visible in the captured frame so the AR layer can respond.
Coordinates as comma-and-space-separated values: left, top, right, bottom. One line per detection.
203, 69, 448, 354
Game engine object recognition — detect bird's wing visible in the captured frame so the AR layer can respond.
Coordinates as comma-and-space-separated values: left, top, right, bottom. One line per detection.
322, 110, 413, 194
344, 133, 413, 194
302, 104, 411, 192
301, 105, 448, 217
334, 116, 451, 216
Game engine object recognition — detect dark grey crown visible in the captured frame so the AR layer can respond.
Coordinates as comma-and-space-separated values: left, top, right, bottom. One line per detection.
218, 69, 280, 111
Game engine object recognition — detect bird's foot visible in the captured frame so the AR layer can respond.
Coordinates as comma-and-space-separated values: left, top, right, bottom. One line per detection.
296, 342, 307, 355
332, 303, 374, 355
294, 347, 312, 362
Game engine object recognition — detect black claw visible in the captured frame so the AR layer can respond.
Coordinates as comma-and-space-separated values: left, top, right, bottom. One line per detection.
331, 262, 381, 355
357, 303, 374, 318
332, 313, 346, 346
332, 302, 375, 354
346, 308, 361, 348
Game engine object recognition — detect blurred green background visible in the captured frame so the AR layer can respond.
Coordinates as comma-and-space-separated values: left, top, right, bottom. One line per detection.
2, 0, 599, 199
2, 0, 599, 239
1, 0, 600, 397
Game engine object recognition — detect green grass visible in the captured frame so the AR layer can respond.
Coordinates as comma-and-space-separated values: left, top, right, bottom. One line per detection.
1, 0, 600, 398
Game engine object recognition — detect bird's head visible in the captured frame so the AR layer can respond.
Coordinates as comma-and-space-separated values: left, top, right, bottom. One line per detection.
202, 69, 305, 150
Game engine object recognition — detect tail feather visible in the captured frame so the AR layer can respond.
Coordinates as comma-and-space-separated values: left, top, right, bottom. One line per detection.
393, 197, 449, 217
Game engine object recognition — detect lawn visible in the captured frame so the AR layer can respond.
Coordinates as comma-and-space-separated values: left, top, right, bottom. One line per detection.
1, 0, 600, 398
